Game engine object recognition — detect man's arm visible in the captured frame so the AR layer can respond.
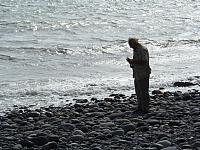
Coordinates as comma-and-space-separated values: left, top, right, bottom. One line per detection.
126, 57, 147, 65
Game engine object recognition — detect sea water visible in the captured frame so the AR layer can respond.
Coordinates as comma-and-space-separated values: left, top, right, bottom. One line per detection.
0, 0, 200, 113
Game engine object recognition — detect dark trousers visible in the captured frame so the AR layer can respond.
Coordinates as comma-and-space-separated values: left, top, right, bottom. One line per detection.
134, 76, 150, 112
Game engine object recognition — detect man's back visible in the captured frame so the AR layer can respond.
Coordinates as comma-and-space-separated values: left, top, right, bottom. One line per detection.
133, 45, 151, 80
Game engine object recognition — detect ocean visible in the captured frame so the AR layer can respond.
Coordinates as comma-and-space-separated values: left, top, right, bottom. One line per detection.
0, 0, 200, 113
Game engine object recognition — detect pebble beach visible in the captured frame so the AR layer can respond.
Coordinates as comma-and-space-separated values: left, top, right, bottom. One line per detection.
0, 87, 200, 150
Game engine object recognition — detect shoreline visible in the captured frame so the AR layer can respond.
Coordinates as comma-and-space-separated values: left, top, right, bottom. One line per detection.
0, 88, 200, 150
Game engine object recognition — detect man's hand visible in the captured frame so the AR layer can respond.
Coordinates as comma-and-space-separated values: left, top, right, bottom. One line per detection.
126, 57, 131, 63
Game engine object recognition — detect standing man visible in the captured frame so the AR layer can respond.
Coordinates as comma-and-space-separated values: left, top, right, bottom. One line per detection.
126, 37, 151, 113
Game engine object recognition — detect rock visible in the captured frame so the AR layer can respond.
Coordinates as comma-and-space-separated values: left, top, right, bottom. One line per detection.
152, 90, 163, 95
102, 128, 112, 135
183, 92, 192, 100
4, 136, 17, 141
90, 147, 102, 150
90, 97, 97, 101
173, 82, 196, 87
115, 119, 131, 125
48, 135, 60, 142
75, 99, 88, 103
104, 97, 114, 102
157, 140, 172, 147
96, 134, 107, 140
146, 119, 160, 125
70, 135, 84, 142
27, 111, 40, 117
168, 120, 181, 126
112, 129, 124, 136
136, 122, 147, 127
194, 122, 200, 127
126, 131, 135, 136
79, 125, 89, 133
13, 144, 23, 150
58, 123, 75, 131
137, 126, 149, 132
192, 141, 200, 147
108, 112, 125, 120
122, 123, 136, 133
109, 94, 119, 97
45, 111, 54, 117
100, 122, 115, 128
29, 136, 48, 146
19, 139, 34, 148
152, 143, 164, 149
73, 130, 85, 136
41, 142, 58, 150
92, 112, 105, 117
175, 138, 186, 144
20, 121, 29, 126
161, 146, 178, 150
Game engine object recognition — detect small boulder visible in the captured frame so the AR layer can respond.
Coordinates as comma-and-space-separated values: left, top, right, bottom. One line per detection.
157, 140, 172, 148
152, 90, 163, 95
70, 135, 84, 142
73, 130, 85, 136
13, 144, 23, 150
19, 139, 34, 148
75, 99, 88, 103
112, 129, 124, 136
41, 142, 58, 150
161, 146, 178, 150
108, 112, 125, 120
29, 136, 48, 146
27, 111, 40, 118
173, 82, 196, 87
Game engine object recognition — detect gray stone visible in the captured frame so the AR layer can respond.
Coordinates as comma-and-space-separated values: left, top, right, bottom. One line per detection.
194, 122, 200, 127
157, 140, 172, 147
45, 111, 54, 117
112, 129, 124, 136
27, 111, 40, 117
75, 98, 88, 103
100, 122, 115, 128
41, 142, 58, 150
192, 141, 200, 147
152, 90, 163, 95
13, 144, 22, 150
4, 136, 17, 141
70, 135, 84, 142
161, 146, 178, 150
29, 136, 48, 146
126, 131, 135, 136
48, 135, 60, 142
175, 138, 186, 144
137, 126, 149, 132
122, 123, 136, 133
173, 82, 196, 87
58, 123, 75, 131
108, 112, 125, 119
115, 119, 131, 124
73, 130, 85, 136
183, 92, 192, 100
91, 147, 102, 150
20, 139, 34, 148
102, 128, 112, 134
146, 119, 160, 125
152, 143, 164, 149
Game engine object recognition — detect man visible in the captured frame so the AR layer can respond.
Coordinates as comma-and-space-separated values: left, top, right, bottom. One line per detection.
126, 37, 151, 113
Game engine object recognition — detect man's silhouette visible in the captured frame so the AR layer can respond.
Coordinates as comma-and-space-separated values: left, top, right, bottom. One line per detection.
127, 37, 151, 113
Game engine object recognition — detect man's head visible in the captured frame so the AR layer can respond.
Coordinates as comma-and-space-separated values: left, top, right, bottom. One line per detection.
128, 37, 139, 49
